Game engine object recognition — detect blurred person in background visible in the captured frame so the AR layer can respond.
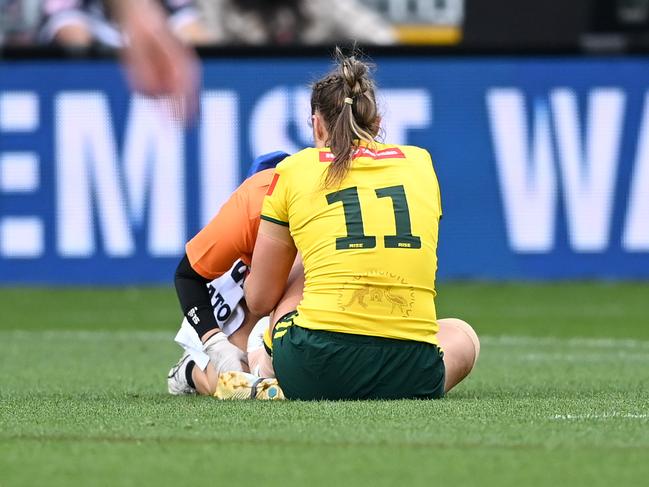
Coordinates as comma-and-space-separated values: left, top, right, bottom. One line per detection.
197, 0, 396, 45
35, 0, 207, 120
110, 0, 200, 118
0, 0, 41, 45
39, 0, 213, 47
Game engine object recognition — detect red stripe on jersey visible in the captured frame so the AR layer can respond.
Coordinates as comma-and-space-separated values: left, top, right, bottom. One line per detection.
319, 147, 405, 162
266, 173, 280, 195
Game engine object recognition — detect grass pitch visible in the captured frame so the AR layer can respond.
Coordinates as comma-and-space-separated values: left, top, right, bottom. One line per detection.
1, 282, 648, 486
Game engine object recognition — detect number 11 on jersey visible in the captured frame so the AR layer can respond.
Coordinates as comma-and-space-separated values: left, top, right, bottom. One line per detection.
326, 185, 421, 251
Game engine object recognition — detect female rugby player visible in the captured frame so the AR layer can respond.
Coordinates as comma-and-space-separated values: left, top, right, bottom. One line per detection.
244, 50, 479, 400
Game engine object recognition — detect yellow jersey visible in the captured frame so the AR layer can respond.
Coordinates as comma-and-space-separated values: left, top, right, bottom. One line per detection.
261, 142, 442, 345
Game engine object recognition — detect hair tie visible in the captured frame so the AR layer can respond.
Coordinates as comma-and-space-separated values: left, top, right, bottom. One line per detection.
343, 97, 354, 106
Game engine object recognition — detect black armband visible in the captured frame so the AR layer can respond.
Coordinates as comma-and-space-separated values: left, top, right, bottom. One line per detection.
174, 254, 220, 337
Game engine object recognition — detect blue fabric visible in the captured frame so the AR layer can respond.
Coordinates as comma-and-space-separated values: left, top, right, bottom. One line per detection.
247, 151, 291, 178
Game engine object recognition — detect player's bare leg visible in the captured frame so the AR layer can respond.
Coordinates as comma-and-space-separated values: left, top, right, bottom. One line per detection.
270, 257, 305, 331
247, 316, 275, 377
209, 313, 284, 401
247, 349, 274, 378
186, 306, 262, 395
245, 257, 305, 377
244, 255, 305, 378
191, 363, 219, 395
226, 301, 260, 354
436, 318, 480, 393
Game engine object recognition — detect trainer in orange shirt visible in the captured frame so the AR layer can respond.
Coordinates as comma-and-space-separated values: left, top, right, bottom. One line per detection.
185, 168, 276, 280
169, 155, 286, 396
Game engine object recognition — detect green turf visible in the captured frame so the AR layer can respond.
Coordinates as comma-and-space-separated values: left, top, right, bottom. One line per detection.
1, 283, 648, 486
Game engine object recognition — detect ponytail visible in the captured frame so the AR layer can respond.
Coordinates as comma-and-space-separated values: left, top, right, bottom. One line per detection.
311, 48, 380, 188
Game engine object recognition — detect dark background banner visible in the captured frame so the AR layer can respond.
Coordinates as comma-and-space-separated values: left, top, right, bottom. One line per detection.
1, 55, 648, 283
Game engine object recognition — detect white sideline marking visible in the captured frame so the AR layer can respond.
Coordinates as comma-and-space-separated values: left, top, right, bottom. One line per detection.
2, 330, 171, 342
1, 332, 648, 350
514, 352, 649, 363
551, 413, 649, 420
481, 335, 649, 350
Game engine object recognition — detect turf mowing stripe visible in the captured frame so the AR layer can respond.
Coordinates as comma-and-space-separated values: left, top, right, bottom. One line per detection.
481, 335, 649, 349
1, 330, 172, 341
2, 432, 648, 450
2, 331, 649, 349
551, 413, 649, 420
506, 353, 649, 364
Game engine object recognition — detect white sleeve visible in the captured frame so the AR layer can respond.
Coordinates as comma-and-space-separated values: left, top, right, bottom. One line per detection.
40, 1, 89, 43
305, 0, 396, 45
163, 0, 201, 32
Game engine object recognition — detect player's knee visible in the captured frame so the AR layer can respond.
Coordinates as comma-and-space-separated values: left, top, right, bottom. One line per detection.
248, 348, 275, 378
442, 318, 480, 367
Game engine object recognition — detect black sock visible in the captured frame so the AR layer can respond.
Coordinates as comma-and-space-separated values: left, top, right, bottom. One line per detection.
185, 360, 196, 389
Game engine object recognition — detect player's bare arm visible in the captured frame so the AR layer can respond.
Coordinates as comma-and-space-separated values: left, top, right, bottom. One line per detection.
245, 221, 297, 317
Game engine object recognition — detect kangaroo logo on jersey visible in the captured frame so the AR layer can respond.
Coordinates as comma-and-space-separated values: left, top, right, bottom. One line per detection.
337, 271, 415, 318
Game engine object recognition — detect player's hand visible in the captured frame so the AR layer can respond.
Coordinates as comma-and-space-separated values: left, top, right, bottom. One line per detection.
203, 332, 248, 376
118, 0, 200, 121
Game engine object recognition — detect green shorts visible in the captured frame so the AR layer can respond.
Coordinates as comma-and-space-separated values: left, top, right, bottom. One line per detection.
272, 311, 445, 400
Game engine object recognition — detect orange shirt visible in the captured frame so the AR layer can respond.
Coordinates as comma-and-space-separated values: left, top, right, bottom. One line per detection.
186, 169, 274, 280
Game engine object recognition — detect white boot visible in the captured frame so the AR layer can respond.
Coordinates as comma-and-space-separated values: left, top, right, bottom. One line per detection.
167, 353, 196, 395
